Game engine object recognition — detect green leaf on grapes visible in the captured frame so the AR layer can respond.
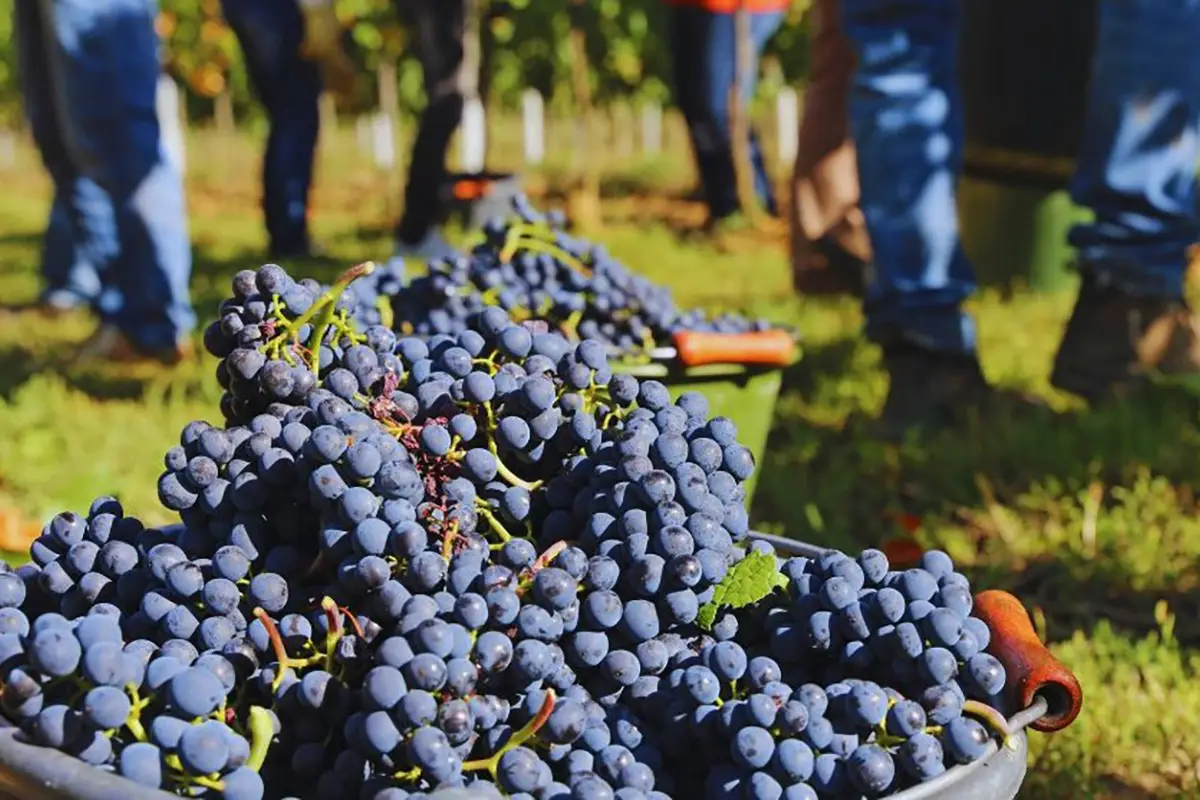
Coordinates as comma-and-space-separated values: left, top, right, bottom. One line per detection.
697, 550, 781, 630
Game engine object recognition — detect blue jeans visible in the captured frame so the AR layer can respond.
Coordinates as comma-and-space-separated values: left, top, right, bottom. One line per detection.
843, 0, 1200, 354
670, 7, 783, 220
17, 0, 193, 349
221, 0, 321, 256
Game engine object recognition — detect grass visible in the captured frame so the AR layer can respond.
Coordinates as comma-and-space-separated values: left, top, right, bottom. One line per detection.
1, 128, 1199, 797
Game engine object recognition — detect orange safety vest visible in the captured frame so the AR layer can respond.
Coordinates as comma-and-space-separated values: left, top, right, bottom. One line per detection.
662, 0, 793, 12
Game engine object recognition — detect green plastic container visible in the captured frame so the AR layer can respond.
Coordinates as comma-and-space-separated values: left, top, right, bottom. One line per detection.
957, 0, 1097, 292
958, 178, 1090, 293
612, 363, 785, 506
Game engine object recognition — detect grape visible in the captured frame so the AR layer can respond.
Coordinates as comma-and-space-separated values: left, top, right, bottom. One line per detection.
179, 721, 231, 775
942, 717, 992, 764
119, 742, 164, 787
168, 667, 226, 718
899, 732, 946, 780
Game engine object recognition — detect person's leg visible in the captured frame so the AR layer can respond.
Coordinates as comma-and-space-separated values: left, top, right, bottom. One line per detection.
14, 0, 111, 311
745, 11, 784, 216
790, 0, 871, 297
688, 10, 741, 222
221, 0, 320, 258
394, 0, 466, 253
842, 0, 993, 436
45, 0, 194, 355
669, 7, 723, 215
1052, 0, 1200, 401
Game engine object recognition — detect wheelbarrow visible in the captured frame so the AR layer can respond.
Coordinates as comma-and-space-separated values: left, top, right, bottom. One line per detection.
612, 328, 799, 506
0, 530, 1081, 800
750, 531, 1085, 800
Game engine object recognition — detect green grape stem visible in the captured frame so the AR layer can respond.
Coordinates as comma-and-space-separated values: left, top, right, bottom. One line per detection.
461, 689, 557, 775
246, 705, 275, 772
252, 607, 323, 690
474, 502, 515, 543
124, 683, 148, 742
321, 596, 344, 670
962, 699, 1017, 748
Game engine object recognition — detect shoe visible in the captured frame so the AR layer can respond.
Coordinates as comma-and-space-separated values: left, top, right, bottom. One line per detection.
1050, 272, 1200, 404
73, 325, 193, 366
874, 343, 995, 442
793, 235, 871, 298
394, 229, 459, 262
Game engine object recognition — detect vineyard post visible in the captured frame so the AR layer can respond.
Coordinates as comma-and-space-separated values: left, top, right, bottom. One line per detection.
776, 86, 799, 165
523, 89, 545, 166
641, 102, 662, 155
729, 0, 761, 224
459, 0, 487, 173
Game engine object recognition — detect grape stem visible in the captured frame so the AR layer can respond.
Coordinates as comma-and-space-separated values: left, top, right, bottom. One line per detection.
474, 503, 514, 543
321, 596, 344, 671
123, 683, 148, 742
246, 705, 275, 772
461, 689, 557, 775
480, 402, 543, 493
962, 699, 1017, 748
253, 607, 322, 690
305, 262, 377, 372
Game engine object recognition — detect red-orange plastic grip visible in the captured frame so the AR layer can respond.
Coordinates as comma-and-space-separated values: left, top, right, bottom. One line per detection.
671, 330, 797, 368
973, 589, 1083, 733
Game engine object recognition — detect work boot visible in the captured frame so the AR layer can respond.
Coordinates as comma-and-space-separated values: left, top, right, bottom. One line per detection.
792, 235, 870, 298
1050, 273, 1200, 404
874, 343, 994, 441
74, 325, 193, 367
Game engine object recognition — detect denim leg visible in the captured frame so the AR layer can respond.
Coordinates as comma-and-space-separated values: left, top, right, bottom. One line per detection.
44, 0, 194, 349
42, 180, 111, 308
748, 12, 784, 215
1068, 0, 1200, 299
222, 0, 320, 255
671, 8, 782, 220
16, 0, 111, 308
395, 0, 467, 245
842, 0, 975, 354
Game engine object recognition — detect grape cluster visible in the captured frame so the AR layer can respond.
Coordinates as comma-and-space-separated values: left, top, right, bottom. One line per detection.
388, 195, 780, 354
612, 548, 1012, 798
0, 259, 1019, 800
203, 262, 400, 426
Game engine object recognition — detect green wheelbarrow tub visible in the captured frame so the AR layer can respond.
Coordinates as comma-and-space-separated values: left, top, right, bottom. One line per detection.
612, 362, 785, 506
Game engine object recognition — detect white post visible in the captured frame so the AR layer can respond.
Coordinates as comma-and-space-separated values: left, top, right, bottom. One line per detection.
522, 89, 545, 166
641, 102, 662, 154
460, 96, 487, 174
0, 131, 15, 171
776, 87, 799, 165
371, 112, 396, 170
157, 74, 186, 175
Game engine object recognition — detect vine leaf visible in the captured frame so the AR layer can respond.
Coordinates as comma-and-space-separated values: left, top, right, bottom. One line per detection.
697, 550, 781, 631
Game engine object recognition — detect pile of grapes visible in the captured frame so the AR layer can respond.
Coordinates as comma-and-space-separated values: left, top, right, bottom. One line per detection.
0, 262, 1014, 800
381, 196, 782, 353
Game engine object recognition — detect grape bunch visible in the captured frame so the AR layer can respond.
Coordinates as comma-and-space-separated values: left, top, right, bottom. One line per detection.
203, 262, 402, 426
387, 195, 781, 354
604, 546, 1013, 799
0, 257, 1025, 800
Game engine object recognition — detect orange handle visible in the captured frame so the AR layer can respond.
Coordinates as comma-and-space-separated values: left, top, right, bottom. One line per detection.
671, 330, 797, 368
973, 590, 1083, 733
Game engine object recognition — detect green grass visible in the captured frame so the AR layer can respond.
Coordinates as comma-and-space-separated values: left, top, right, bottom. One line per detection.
1, 130, 1199, 798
